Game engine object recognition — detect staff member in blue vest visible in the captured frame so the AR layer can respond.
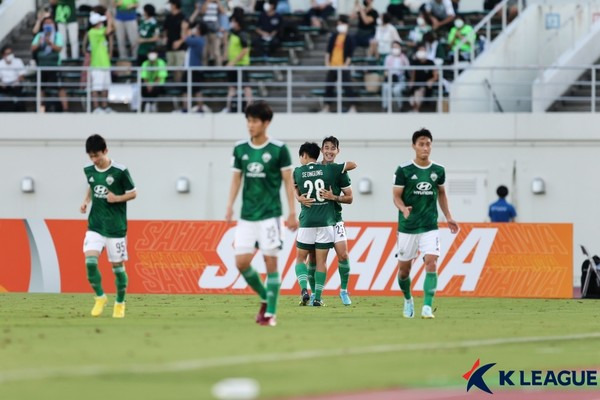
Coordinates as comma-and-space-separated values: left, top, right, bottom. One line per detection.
489, 185, 517, 222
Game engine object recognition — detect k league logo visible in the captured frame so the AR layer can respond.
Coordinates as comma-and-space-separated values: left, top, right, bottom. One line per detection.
464, 359, 496, 394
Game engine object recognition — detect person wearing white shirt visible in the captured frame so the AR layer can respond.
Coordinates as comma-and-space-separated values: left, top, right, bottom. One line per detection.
369, 13, 401, 58
0, 45, 26, 111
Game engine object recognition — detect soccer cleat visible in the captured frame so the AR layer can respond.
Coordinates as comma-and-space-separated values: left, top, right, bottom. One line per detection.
255, 302, 267, 323
112, 302, 126, 319
259, 315, 277, 327
421, 305, 435, 319
403, 297, 414, 319
339, 291, 352, 306
312, 299, 325, 307
91, 295, 107, 317
299, 289, 310, 306
308, 293, 316, 306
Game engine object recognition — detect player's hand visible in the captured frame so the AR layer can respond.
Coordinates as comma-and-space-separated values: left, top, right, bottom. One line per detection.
225, 206, 234, 223
106, 192, 119, 203
402, 206, 412, 219
447, 218, 459, 234
286, 213, 298, 231
297, 194, 315, 207
319, 187, 337, 201
80, 203, 88, 214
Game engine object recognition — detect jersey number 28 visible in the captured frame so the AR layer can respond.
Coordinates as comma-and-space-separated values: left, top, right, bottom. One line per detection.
304, 179, 325, 202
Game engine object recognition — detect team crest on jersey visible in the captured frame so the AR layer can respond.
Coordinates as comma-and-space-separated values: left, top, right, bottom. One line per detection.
430, 172, 438, 181
242, 154, 249, 160
106, 175, 114, 185
262, 152, 272, 163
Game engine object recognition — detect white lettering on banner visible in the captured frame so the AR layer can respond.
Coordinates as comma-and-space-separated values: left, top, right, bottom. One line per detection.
437, 228, 498, 291
349, 227, 394, 290
413, 228, 459, 290
324, 226, 361, 289
198, 227, 239, 289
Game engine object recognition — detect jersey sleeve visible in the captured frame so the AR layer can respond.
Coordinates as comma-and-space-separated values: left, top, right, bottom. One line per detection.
231, 146, 242, 171
293, 167, 300, 188
338, 170, 351, 189
394, 166, 405, 187
437, 167, 446, 186
279, 144, 292, 171
122, 169, 136, 193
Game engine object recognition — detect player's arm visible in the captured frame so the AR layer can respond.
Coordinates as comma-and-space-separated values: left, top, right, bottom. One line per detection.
80, 187, 91, 213
295, 186, 315, 208
107, 189, 136, 203
225, 170, 242, 223
282, 169, 298, 230
345, 161, 357, 171
438, 185, 459, 233
338, 186, 353, 204
393, 186, 411, 219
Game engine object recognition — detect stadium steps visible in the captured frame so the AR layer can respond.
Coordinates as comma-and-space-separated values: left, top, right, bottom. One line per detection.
547, 64, 600, 112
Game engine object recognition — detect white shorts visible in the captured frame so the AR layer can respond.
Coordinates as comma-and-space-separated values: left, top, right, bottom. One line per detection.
296, 226, 335, 250
234, 218, 284, 256
334, 221, 347, 244
91, 69, 111, 91
396, 229, 440, 261
83, 231, 128, 263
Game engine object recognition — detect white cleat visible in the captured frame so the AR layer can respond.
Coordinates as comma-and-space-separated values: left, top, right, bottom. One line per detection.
421, 305, 435, 319
403, 297, 414, 318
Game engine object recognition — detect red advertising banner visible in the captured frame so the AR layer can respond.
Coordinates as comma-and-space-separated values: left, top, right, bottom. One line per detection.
0, 220, 573, 298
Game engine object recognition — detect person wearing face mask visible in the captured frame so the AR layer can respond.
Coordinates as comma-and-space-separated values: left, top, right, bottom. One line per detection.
140, 47, 167, 112
369, 12, 401, 59
407, 12, 431, 49
0, 45, 26, 112
254, 0, 282, 57
322, 14, 357, 113
137, 4, 160, 65
352, 0, 379, 49
408, 44, 438, 112
447, 16, 474, 61
382, 41, 409, 111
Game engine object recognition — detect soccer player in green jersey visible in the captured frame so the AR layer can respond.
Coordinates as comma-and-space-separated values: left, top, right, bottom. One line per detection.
393, 128, 459, 319
298, 136, 355, 305
226, 101, 298, 327
294, 142, 347, 307
80, 134, 137, 318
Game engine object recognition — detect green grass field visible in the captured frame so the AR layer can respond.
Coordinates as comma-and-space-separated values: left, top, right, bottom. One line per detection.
1, 293, 599, 399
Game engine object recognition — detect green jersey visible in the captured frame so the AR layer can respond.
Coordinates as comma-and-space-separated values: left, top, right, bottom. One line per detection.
138, 17, 159, 56
56, 0, 77, 24
84, 161, 136, 238
232, 139, 292, 221
294, 162, 346, 228
394, 160, 445, 234
330, 168, 351, 223
89, 26, 110, 68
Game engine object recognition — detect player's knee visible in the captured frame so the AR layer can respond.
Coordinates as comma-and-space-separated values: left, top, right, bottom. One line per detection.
424, 259, 437, 272
338, 252, 349, 263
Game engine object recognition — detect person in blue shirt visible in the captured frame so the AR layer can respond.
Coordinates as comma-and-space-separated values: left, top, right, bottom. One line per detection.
489, 185, 516, 222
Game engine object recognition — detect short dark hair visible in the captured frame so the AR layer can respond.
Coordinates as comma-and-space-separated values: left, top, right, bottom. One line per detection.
143, 4, 156, 16
412, 128, 433, 144
1, 45, 11, 56
338, 14, 349, 24
169, 0, 181, 10
382, 12, 392, 25
86, 134, 107, 153
245, 101, 273, 122
496, 185, 509, 198
299, 142, 320, 160
322, 136, 339, 149
41, 16, 56, 28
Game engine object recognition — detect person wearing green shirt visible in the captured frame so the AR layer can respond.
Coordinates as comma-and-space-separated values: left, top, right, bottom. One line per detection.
140, 49, 167, 112
55, 0, 78, 59
393, 128, 459, 319
81, 134, 137, 319
84, 11, 114, 112
223, 15, 253, 113
114, 0, 139, 59
137, 4, 160, 65
226, 101, 298, 327
447, 17, 475, 60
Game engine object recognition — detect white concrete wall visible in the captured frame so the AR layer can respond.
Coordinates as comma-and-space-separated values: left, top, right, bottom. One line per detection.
451, 0, 600, 112
0, 113, 597, 285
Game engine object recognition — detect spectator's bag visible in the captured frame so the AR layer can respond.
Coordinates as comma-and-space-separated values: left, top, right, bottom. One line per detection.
581, 255, 600, 298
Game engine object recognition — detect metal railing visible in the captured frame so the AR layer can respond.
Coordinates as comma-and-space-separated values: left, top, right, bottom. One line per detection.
1, 64, 599, 113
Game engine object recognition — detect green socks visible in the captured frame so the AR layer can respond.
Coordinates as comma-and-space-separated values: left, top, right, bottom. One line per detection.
314, 271, 326, 301
398, 274, 412, 300
85, 256, 104, 297
295, 262, 308, 291
338, 260, 350, 291
307, 262, 316, 292
423, 272, 438, 307
241, 267, 267, 301
265, 272, 280, 316
112, 264, 128, 303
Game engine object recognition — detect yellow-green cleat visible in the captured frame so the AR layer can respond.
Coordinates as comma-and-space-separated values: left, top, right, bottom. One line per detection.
91, 295, 108, 317
112, 302, 126, 319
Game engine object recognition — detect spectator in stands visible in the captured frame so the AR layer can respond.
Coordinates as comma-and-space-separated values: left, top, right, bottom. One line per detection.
54, 0, 79, 60
137, 4, 160, 65
382, 41, 409, 111
276, 0, 291, 14
140, 48, 167, 112
387, 0, 409, 23
0, 45, 26, 112
421, 0, 455, 31
447, 15, 474, 61
114, 0, 139, 59
32, 1, 56, 35
322, 14, 356, 113
223, 15, 253, 112
184, 21, 212, 112
85, 11, 114, 112
163, 0, 187, 82
407, 12, 431, 49
254, 0, 282, 57
353, 0, 378, 51
489, 185, 516, 222
408, 44, 437, 112
422, 30, 439, 61
31, 16, 69, 112
306, 0, 336, 30
190, 0, 226, 66
369, 12, 401, 59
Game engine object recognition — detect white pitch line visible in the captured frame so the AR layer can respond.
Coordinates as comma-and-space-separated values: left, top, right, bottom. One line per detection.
1, 332, 600, 384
